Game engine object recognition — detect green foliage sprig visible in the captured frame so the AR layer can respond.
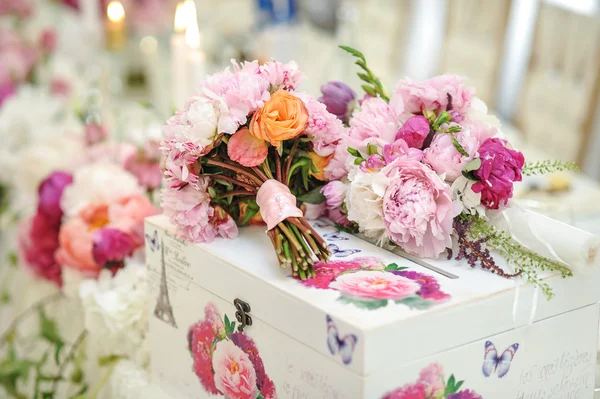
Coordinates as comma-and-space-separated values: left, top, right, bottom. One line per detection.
339, 45, 390, 102
522, 160, 580, 176
459, 213, 573, 299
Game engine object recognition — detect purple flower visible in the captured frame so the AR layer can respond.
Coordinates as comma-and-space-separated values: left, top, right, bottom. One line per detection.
395, 116, 430, 149
394, 270, 450, 302
472, 138, 524, 210
360, 154, 385, 172
92, 228, 134, 267
318, 81, 356, 121
448, 389, 483, 399
37, 171, 73, 224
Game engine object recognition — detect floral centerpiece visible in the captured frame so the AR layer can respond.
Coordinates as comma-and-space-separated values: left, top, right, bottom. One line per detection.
319, 46, 578, 298
161, 60, 346, 279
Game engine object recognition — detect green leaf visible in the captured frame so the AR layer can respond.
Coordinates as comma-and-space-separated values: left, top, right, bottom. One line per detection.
353, 157, 365, 165
338, 296, 388, 310
463, 158, 482, 173
0, 290, 10, 304
461, 170, 479, 181
70, 367, 83, 383
450, 133, 469, 157
69, 383, 88, 399
357, 72, 370, 82
42, 392, 54, 399
347, 147, 362, 158
338, 45, 366, 61
367, 143, 379, 156
447, 374, 456, 390
395, 296, 434, 310
361, 84, 377, 97
297, 186, 326, 204
240, 200, 260, 225
224, 314, 233, 335
256, 393, 265, 399
38, 308, 65, 365
8, 251, 18, 268
97, 354, 123, 367
384, 263, 408, 272
207, 186, 217, 198
454, 380, 464, 392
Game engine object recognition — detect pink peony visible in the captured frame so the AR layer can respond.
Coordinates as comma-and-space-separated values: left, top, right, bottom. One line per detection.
382, 139, 424, 165
38, 28, 57, 55
37, 171, 73, 224
227, 126, 268, 167
391, 75, 474, 117
0, 81, 16, 106
418, 363, 445, 398
229, 332, 271, 395
382, 382, 428, 399
327, 208, 352, 227
91, 228, 134, 267
472, 138, 524, 210
0, 0, 32, 17
394, 271, 450, 302
161, 140, 203, 188
330, 270, 420, 301
212, 340, 259, 399
395, 116, 430, 149
295, 91, 345, 157
422, 132, 479, 182
123, 140, 163, 190
50, 78, 71, 97
360, 154, 386, 173
107, 195, 159, 247
259, 60, 303, 90
188, 320, 219, 394
323, 140, 350, 181
321, 180, 348, 210
18, 214, 62, 287
299, 259, 363, 289
346, 97, 399, 154
204, 302, 225, 338
448, 390, 483, 399
382, 159, 456, 258
55, 212, 101, 276
85, 123, 109, 145
318, 81, 356, 121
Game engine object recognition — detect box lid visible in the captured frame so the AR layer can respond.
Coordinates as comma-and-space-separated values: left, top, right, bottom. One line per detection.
145, 214, 600, 376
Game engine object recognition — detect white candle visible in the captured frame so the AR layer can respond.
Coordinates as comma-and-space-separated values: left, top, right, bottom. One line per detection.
185, 3, 205, 97
171, 1, 189, 110
106, 1, 126, 51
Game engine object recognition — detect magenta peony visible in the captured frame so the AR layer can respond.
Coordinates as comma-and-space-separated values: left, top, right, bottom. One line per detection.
91, 228, 134, 267
18, 214, 62, 287
395, 116, 430, 149
382, 159, 456, 258
472, 138, 524, 210
37, 171, 73, 224
382, 381, 428, 399
188, 320, 220, 394
448, 390, 483, 399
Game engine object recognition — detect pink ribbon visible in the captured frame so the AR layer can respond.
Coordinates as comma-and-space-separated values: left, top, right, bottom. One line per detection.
256, 179, 303, 230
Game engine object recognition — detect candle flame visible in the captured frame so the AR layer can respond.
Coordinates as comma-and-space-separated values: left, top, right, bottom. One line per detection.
174, 2, 188, 33
107, 1, 125, 22
184, 0, 200, 49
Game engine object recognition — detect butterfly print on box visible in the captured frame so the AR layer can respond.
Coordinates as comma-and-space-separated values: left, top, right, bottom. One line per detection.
296, 257, 451, 311
482, 341, 519, 378
328, 243, 361, 258
324, 232, 349, 241
326, 315, 357, 365
146, 229, 159, 252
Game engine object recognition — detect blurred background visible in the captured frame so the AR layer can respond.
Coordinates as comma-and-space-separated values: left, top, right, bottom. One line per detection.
2, 0, 600, 232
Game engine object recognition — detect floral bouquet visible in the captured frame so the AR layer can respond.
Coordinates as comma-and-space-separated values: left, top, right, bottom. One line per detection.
320, 46, 578, 298
188, 303, 276, 399
161, 60, 347, 279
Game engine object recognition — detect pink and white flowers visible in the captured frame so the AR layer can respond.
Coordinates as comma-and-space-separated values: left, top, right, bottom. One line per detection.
331, 271, 420, 301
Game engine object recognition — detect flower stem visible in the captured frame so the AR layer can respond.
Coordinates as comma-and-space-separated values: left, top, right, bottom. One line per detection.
217, 190, 256, 199
283, 139, 299, 183
251, 166, 269, 183
87, 358, 118, 399
50, 330, 88, 393
205, 159, 263, 186
213, 175, 258, 192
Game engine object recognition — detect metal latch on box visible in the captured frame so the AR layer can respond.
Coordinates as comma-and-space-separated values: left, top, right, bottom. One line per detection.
234, 298, 252, 332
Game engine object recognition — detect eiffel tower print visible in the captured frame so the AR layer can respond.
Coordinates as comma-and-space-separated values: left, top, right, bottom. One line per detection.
154, 239, 178, 328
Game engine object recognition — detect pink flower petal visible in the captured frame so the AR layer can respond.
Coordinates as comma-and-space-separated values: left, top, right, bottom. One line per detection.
227, 127, 268, 167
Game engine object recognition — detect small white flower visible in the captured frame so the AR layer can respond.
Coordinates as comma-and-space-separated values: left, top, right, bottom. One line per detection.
79, 260, 148, 362
345, 168, 390, 241
451, 176, 485, 215
60, 163, 143, 217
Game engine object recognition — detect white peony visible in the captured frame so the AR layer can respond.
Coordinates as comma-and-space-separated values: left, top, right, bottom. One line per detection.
60, 163, 143, 217
465, 96, 502, 132
165, 94, 226, 148
345, 168, 390, 241
451, 176, 485, 216
79, 260, 149, 364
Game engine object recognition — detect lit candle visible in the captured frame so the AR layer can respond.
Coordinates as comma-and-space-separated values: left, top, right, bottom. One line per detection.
106, 1, 126, 51
185, 1, 205, 98
171, 1, 189, 109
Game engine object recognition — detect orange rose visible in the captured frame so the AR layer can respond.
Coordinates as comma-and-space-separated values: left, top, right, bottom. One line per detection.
250, 90, 309, 148
307, 152, 333, 181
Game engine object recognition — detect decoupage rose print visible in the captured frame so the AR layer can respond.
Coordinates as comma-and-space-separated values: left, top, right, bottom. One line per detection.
382, 363, 482, 399
188, 302, 277, 399
297, 256, 450, 310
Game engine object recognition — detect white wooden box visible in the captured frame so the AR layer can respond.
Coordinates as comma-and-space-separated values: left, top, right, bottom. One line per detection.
145, 215, 600, 399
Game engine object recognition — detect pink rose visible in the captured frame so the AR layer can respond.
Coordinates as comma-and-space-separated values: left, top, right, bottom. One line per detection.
227, 126, 268, 167
330, 271, 419, 301
382, 159, 455, 258
212, 340, 259, 399
395, 116, 430, 149
422, 132, 479, 182
418, 363, 445, 398
321, 181, 348, 210
382, 382, 428, 399
472, 138, 524, 210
